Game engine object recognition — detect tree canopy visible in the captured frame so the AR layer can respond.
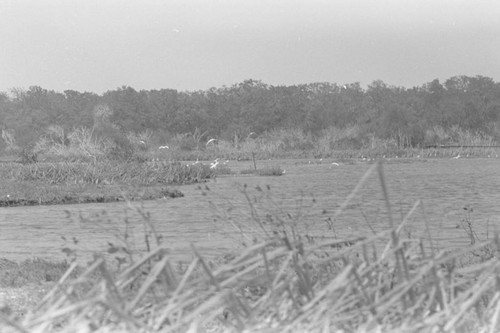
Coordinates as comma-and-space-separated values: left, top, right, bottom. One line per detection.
1, 75, 499, 150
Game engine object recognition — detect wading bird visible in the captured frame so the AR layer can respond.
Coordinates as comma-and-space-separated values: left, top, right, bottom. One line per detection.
210, 159, 220, 169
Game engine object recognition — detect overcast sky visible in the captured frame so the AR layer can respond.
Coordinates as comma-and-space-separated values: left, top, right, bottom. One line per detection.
1, 0, 500, 93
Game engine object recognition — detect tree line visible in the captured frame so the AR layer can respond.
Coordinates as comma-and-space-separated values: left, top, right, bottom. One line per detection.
1, 75, 499, 151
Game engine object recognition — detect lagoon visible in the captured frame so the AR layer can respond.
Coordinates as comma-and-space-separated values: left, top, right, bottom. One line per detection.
1, 158, 499, 263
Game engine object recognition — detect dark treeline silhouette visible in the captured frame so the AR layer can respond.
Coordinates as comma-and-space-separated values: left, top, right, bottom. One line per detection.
1, 75, 500, 150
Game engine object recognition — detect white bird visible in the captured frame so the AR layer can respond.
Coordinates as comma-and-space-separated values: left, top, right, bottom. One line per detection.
452, 154, 460, 159
206, 138, 218, 145
210, 159, 220, 169
331, 162, 340, 166
159, 145, 169, 149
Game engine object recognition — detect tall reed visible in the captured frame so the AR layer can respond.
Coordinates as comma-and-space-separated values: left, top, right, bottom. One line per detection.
2, 160, 215, 186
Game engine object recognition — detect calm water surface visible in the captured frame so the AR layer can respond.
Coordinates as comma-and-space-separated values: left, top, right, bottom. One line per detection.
1, 158, 499, 262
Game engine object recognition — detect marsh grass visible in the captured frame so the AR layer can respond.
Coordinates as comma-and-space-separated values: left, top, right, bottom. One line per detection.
211, 163, 233, 176
0, 180, 182, 207
0, 259, 74, 288
2, 162, 500, 332
3, 160, 214, 186
169, 144, 500, 162
168, 126, 500, 161
0, 160, 206, 206
240, 166, 285, 176
25, 124, 500, 165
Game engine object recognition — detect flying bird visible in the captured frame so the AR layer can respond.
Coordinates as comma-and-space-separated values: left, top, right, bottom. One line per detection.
159, 145, 169, 149
206, 138, 218, 145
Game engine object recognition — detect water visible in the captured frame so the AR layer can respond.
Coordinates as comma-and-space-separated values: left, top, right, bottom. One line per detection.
1, 158, 499, 263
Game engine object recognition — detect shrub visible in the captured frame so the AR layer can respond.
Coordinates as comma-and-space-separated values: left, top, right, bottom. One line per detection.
317, 125, 363, 153
18, 147, 38, 164
264, 128, 315, 151
1, 128, 18, 153
171, 133, 199, 151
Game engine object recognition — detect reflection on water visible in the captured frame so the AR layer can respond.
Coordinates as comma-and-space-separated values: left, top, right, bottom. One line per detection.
1, 158, 499, 262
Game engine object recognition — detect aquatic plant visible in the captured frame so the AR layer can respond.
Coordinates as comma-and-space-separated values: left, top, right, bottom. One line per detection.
0, 160, 214, 206
2, 160, 215, 186
240, 166, 285, 176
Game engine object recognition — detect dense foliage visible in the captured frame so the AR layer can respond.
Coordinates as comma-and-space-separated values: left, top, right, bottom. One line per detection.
1, 75, 499, 153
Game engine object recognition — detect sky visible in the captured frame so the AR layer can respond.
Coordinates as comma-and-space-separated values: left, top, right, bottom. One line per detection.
1, 0, 500, 94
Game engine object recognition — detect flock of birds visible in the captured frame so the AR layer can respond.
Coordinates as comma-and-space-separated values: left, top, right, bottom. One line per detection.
155, 137, 218, 151
209, 158, 232, 169
152, 137, 500, 168
186, 158, 229, 169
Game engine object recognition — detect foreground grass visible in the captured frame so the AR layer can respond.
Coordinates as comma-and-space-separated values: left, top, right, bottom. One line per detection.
1, 162, 499, 332
1, 229, 498, 332
0, 259, 73, 288
0, 258, 75, 318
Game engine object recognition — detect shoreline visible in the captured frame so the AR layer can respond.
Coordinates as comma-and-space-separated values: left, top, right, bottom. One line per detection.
0, 184, 184, 208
